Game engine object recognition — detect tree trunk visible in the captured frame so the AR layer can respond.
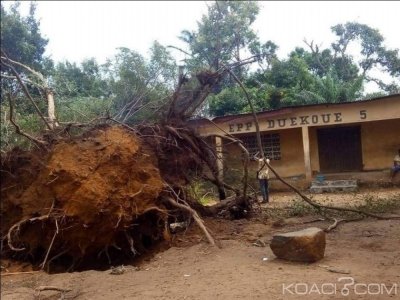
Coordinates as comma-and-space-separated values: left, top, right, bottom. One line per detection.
46, 89, 59, 129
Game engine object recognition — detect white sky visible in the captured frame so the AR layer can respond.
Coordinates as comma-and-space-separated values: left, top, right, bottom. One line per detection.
3, 1, 400, 92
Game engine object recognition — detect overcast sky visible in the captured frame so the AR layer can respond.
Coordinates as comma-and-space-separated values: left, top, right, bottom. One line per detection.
4, 1, 399, 64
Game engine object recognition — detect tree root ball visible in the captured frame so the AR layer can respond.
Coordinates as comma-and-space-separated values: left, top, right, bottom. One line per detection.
1, 126, 170, 269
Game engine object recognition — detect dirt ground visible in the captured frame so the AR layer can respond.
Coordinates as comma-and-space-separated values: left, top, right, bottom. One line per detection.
1, 188, 400, 300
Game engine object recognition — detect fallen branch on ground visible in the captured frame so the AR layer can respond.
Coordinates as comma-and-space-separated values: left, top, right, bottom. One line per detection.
324, 216, 364, 232
1, 271, 40, 276
35, 286, 72, 295
163, 182, 216, 247
164, 196, 216, 246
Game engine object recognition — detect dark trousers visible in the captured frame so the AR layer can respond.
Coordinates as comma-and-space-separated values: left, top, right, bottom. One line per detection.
391, 165, 400, 178
259, 179, 269, 202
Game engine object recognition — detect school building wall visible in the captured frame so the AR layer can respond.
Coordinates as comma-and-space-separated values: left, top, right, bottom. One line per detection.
190, 94, 400, 189
361, 118, 400, 171
223, 128, 306, 189
305, 118, 400, 175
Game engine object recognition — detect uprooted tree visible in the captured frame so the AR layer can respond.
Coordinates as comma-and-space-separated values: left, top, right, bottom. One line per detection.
1, 53, 257, 271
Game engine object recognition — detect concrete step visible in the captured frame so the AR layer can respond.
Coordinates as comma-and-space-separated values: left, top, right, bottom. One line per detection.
311, 180, 358, 186
310, 180, 358, 193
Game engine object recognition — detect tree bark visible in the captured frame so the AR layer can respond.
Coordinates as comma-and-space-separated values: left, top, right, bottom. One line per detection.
46, 89, 59, 129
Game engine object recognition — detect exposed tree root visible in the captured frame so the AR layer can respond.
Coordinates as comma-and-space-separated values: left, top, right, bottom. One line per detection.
40, 220, 59, 270
163, 182, 217, 246
7, 214, 53, 251
7, 200, 56, 251
164, 196, 216, 247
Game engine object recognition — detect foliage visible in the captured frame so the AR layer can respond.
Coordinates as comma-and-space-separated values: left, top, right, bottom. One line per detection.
0, 101, 42, 152
187, 180, 217, 205
0, 1, 48, 70
48, 58, 110, 99
286, 198, 320, 217
209, 21, 399, 116
208, 85, 271, 116
104, 42, 177, 123
56, 96, 113, 123
301, 22, 400, 92
1, 1, 49, 110
179, 1, 261, 79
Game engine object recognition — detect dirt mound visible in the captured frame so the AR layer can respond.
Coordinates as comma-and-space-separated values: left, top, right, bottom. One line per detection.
1, 126, 170, 270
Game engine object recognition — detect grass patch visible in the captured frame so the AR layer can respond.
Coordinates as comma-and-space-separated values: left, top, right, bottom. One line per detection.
262, 193, 400, 220
353, 195, 400, 214
187, 180, 218, 206
286, 199, 320, 217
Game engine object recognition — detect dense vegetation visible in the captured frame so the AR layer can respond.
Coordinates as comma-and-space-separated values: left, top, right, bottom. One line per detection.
1, 1, 399, 151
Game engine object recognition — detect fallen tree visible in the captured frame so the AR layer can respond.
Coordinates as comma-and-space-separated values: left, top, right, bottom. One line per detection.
1, 57, 255, 271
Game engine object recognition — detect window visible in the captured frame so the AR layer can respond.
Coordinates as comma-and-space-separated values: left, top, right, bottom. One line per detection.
239, 133, 281, 160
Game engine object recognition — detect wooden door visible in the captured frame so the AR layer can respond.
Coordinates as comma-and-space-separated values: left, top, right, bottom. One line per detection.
317, 126, 363, 172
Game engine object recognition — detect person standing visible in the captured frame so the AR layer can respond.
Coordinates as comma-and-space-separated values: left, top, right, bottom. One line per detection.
390, 149, 400, 180
257, 157, 270, 203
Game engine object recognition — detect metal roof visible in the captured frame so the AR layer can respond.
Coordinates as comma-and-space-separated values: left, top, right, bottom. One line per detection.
190, 93, 400, 124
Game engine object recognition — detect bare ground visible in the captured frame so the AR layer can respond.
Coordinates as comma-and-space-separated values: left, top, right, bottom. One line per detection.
1, 188, 400, 300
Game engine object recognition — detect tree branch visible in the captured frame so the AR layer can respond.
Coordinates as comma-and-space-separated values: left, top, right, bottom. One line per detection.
164, 196, 216, 246
220, 63, 264, 160
0, 55, 45, 82
166, 45, 194, 57
0, 74, 45, 90
1, 52, 52, 130
7, 94, 47, 148
303, 39, 327, 73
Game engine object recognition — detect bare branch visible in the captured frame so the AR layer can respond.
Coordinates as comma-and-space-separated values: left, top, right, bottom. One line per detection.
0, 74, 45, 90
303, 39, 327, 73
164, 195, 216, 247
167, 45, 194, 57
1, 271, 40, 276
107, 117, 138, 133
35, 286, 72, 293
7, 94, 47, 148
0, 56, 45, 83
221, 63, 263, 161
324, 216, 364, 232
1, 53, 52, 130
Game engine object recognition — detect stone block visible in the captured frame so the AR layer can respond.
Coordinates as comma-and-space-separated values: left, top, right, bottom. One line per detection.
270, 227, 326, 262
